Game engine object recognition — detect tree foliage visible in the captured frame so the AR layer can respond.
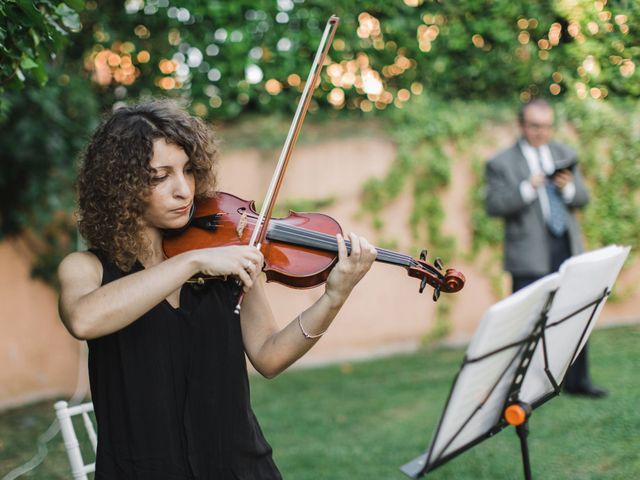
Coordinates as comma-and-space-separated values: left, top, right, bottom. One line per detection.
0, 0, 83, 115
47, 0, 637, 121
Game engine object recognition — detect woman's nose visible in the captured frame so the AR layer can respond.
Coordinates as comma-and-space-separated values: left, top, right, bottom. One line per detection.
174, 173, 194, 198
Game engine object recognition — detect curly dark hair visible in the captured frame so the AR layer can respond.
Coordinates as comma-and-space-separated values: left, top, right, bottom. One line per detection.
77, 100, 218, 271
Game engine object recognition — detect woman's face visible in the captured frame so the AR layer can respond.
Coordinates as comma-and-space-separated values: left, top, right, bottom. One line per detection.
143, 138, 195, 230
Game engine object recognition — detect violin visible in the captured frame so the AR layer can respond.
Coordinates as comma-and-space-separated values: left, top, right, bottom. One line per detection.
163, 15, 465, 310
163, 192, 465, 301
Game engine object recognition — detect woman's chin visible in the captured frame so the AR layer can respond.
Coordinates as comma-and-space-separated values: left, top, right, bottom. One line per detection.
156, 218, 190, 232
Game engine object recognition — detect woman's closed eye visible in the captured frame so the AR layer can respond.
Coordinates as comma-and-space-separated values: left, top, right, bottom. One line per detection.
152, 175, 168, 183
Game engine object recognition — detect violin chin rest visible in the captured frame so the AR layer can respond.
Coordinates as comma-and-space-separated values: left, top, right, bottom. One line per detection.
161, 204, 197, 237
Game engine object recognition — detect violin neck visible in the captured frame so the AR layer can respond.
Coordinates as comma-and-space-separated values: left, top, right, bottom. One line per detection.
266, 223, 414, 268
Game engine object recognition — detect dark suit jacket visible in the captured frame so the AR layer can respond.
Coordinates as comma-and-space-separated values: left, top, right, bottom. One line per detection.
485, 140, 589, 276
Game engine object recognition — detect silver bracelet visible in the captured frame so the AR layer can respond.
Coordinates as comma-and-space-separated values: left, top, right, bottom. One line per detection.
297, 313, 326, 340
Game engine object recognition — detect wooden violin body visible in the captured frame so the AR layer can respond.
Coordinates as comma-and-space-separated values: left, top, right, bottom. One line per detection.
164, 192, 342, 288
163, 192, 465, 299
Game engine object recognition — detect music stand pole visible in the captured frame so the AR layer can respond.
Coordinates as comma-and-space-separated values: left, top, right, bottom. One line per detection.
516, 422, 532, 480
504, 402, 533, 480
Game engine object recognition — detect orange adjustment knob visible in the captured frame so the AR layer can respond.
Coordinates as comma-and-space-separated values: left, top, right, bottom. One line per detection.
504, 404, 527, 426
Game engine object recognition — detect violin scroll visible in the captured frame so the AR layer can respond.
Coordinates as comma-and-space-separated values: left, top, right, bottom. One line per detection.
443, 269, 466, 293
407, 250, 466, 301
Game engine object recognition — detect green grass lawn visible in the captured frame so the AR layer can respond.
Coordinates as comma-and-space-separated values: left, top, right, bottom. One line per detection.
2, 324, 638, 479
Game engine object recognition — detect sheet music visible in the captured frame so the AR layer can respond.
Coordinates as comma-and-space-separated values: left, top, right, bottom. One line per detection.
428, 274, 560, 460
429, 349, 521, 459
466, 274, 560, 358
407, 245, 630, 477
519, 245, 630, 404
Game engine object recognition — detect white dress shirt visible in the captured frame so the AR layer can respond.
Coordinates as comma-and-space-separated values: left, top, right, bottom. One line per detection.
518, 139, 576, 222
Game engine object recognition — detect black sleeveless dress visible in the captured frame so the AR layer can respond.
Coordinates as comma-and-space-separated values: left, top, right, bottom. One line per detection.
87, 251, 282, 479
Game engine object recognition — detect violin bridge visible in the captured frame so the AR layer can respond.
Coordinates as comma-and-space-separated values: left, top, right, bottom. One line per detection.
236, 211, 248, 238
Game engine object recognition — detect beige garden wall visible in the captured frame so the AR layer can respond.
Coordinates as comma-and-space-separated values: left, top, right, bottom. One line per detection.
0, 239, 88, 411
1, 130, 638, 410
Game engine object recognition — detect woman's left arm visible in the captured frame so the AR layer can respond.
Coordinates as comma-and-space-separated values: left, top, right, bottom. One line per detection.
240, 232, 377, 378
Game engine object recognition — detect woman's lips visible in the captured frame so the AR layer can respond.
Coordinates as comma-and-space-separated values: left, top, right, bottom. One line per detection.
171, 203, 191, 214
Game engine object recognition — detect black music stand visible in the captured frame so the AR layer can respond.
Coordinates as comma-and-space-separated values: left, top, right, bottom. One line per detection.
400, 245, 629, 479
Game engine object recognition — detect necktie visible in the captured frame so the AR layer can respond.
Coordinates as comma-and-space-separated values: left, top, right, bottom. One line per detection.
537, 148, 568, 236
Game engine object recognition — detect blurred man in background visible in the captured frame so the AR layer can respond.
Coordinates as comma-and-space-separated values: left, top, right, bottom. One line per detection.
484, 98, 607, 398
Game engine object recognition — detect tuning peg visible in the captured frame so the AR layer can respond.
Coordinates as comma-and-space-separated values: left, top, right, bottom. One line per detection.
419, 277, 427, 294
432, 287, 441, 302
434, 257, 443, 271
420, 249, 428, 261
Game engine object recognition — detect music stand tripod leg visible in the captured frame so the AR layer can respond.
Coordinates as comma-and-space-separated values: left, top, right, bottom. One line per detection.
516, 420, 532, 480
505, 402, 533, 480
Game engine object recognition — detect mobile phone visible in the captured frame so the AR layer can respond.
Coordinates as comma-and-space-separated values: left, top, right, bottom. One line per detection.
551, 156, 577, 177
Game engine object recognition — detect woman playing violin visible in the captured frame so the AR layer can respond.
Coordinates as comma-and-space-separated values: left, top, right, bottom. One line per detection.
57, 100, 377, 479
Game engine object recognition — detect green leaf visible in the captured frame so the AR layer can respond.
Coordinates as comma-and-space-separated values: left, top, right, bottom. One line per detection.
29, 27, 41, 47
20, 55, 39, 70
55, 3, 81, 32
63, 0, 85, 12
33, 62, 48, 86
16, 0, 47, 29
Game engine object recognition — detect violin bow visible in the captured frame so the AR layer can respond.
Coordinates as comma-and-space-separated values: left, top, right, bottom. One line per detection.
234, 15, 340, 314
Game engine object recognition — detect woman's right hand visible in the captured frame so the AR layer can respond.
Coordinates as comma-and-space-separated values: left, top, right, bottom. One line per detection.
189, 246, 264, 291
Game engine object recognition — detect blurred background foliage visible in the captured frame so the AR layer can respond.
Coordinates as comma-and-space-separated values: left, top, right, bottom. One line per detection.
0, 0, 639, 285
0, 0, 82, 115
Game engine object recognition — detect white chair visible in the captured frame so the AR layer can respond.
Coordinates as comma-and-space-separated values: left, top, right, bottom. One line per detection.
54, 401, 97, 480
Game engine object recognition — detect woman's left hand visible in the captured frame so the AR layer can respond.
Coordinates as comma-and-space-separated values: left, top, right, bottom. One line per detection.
324, 232, 377, 307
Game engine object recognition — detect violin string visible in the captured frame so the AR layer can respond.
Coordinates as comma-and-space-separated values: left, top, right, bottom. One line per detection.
210, 216, 412, 262
271, 225, 446, 278
271, 224, 417, 267
212, 218, 419, 267
214, 218, 419, 267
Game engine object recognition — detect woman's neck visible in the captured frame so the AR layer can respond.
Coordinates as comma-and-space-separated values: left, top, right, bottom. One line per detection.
139, 227, 166, 267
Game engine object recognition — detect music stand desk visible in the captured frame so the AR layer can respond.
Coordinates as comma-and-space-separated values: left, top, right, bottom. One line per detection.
401, 245, 630, 479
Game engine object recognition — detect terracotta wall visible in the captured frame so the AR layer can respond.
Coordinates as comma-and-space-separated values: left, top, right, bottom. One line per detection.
0, 239, 88, 411
1, 133, 638, 409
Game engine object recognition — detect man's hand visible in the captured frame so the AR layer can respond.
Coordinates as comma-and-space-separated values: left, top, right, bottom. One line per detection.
529, 173, 546, 189
553, 170, 573, 190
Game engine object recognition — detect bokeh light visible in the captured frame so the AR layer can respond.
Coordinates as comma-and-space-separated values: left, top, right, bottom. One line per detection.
518, 31, 530, 44
328, 88, 345, 107
265, 79, 282, 95
357, 12, 382, 39
245, 64, 264, 84
472, 34, 485, 48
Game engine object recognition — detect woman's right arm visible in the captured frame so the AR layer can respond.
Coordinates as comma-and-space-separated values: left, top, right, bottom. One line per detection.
58, 247, 263, 340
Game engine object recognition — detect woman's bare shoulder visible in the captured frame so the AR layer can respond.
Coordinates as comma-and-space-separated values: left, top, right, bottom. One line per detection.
58, 250, 103, 287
